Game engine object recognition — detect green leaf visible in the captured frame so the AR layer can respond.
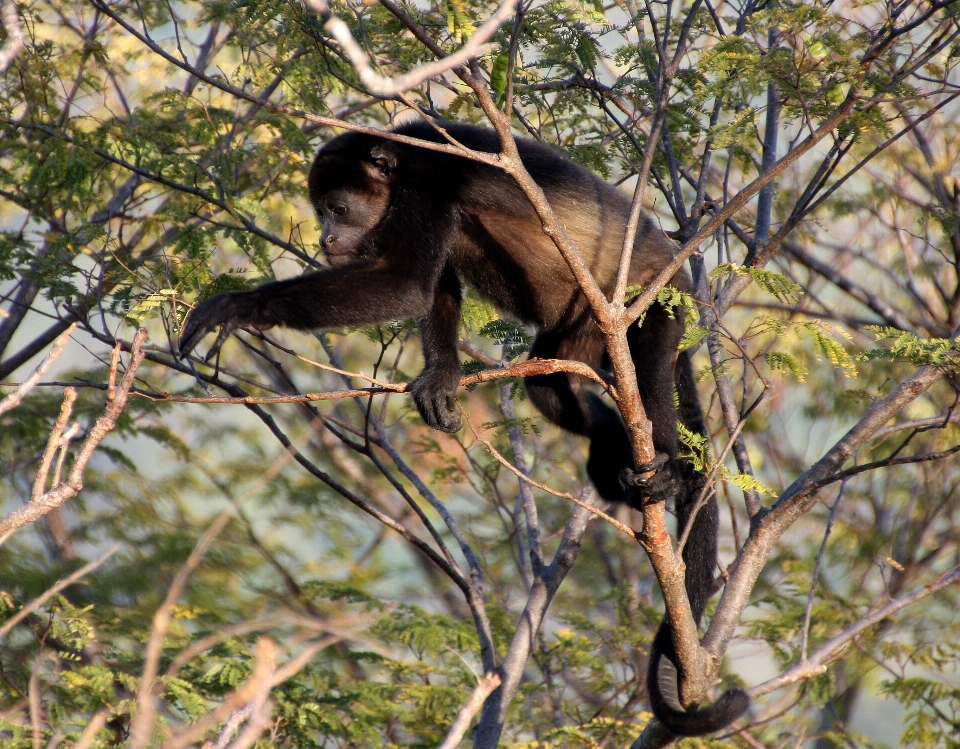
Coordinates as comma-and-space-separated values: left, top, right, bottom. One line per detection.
490, 51, 510, 102
766, 351, 809, 381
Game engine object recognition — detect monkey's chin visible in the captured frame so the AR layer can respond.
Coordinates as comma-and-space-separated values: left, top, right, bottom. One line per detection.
322, 249, 360, 267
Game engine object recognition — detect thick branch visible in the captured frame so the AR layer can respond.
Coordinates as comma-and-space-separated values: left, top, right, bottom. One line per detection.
0, 0, 24, 72
704, 362, 947, 661
750, 564, 960, 698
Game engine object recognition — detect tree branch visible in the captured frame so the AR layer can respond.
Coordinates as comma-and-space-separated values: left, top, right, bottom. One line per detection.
302, 0, 518, 97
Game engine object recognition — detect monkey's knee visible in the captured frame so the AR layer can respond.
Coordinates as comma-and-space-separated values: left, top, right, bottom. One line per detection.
585, 423, 634, 504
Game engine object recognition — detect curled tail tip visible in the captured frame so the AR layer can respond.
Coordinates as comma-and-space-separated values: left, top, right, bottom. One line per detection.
654, 688, 750, 737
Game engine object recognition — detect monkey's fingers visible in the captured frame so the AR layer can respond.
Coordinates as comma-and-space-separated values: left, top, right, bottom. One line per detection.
179, 293, 244, 360
178, 318, 207, 360
622, 453, 670, 484
619, 454, 678, 504
203, 321, 238, 362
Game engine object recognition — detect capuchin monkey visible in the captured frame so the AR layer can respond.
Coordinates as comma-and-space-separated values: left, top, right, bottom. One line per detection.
179, 120, 749, 735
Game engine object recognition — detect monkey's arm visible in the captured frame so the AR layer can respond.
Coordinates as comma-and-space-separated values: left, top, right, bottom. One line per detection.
410, 264, 463, 432
179, 262, 437, 360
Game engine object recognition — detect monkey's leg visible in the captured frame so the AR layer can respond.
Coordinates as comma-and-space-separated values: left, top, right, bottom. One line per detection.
525, 328, 632, 503
618, 303, 687, 507
410, 264, 463, 433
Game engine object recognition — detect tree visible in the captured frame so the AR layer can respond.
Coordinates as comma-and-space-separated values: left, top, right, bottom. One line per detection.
1, 0, 959, 747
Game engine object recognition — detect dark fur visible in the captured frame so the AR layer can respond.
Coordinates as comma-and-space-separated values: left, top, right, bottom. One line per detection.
179, 121, 748, 735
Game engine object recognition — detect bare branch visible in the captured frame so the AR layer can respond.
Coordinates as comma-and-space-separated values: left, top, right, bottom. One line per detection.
461, 405, 636, 538
143, 355, 615, 405
302, 0, 518, 97
438, 672, 501, 749
129, 419, 319, 749
627, 93, 860, 326
0, 329, 147, 539
750, 564, 960, 698
473, 484, 597, 749
704, 361, 949, 663
0, 324, 76, 417
72, 711, 108, 749
0, 0, 25, 73
159, 637, 279, 749
212, 705, 254, 749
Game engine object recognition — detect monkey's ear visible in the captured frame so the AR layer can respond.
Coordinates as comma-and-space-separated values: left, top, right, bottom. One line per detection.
366, 142, 399, 181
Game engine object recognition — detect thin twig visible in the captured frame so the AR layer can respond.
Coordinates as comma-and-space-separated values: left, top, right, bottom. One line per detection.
460, 405, 637, 539
750, 563, 960, 698
0, 329, 148, 538
0, 545, 120, 639
0, 324, 76, 417
128, 421, 321, 749
302, 0, 519, 97
800, 481, 846, 662
72, 710, 108, 749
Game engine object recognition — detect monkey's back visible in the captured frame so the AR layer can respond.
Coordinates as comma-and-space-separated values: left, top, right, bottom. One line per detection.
391, 121, 687, 328
319, 121, 689, 329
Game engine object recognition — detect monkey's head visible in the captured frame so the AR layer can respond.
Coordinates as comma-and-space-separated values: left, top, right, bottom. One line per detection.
309, 138, 400, 266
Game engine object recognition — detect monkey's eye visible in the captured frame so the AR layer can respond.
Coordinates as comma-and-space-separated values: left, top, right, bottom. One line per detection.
330, 205, 347, 216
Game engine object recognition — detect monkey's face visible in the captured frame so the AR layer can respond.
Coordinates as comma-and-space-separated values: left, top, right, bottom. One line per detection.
315, 186, 390, 265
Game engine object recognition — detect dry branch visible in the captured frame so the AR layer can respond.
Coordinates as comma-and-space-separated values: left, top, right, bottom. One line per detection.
302, 0, 519, 97
0, 328, 147, 539
0, 324, 75, 417
461, 405, 635, 538
749, 564, 960, 698
128, 421, 319, 749
149, 356, 615, 405
438, 673, 502, 749
0, 0, 24, 73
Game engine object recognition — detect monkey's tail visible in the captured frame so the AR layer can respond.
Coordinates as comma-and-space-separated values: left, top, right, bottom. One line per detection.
647, 631, 750, 736
643, 351, 749, 736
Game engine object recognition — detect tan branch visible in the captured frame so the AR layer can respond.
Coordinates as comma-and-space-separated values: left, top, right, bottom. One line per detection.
0, 0, 25, 73
302, 0, 519, 97
749, 564, 960, 698
72, 710, 108, 749
148, 356, 614, 405
0, 329, 147, 539
129, 418, 328, 749
0, 324, 76, 417
438, 673, 502, 749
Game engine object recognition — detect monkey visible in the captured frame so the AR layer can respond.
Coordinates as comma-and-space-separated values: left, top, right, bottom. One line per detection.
178, 120, 748, 735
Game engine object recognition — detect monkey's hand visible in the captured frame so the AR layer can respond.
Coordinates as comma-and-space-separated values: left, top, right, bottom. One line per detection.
619, 453, 679, 507
410, 365, 462, 433
179, 292, 252, 362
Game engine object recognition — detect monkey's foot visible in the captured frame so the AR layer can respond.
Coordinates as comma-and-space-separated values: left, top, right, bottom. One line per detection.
410, 369, 461, 433
619, 454, 679, 508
